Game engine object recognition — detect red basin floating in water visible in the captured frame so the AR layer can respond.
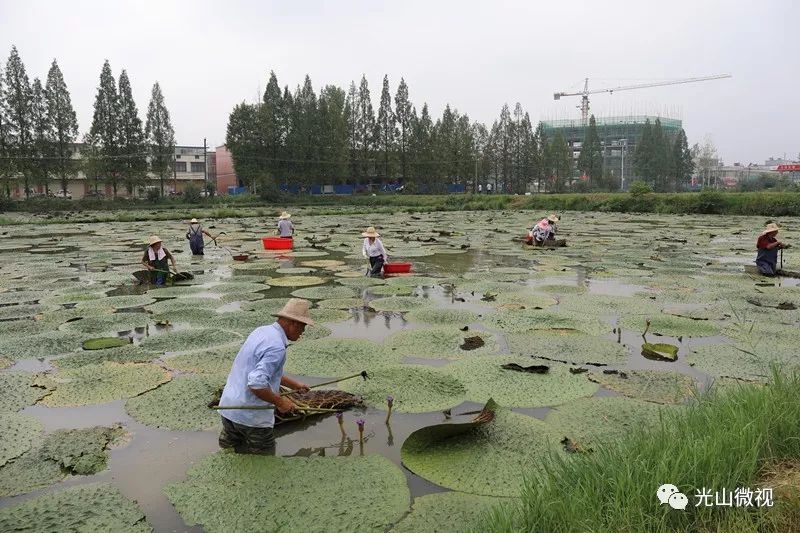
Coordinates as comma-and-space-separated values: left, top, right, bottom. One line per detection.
262, 237, 293, 250
384, 262, 412, 274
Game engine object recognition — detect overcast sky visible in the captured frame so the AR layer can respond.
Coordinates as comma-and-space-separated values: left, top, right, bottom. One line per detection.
1, 0, 796, 164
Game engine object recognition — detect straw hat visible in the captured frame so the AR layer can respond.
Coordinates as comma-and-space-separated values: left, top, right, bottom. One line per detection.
148, 235, 162, 246
279, 211, 291, 219
190, 218, 198, 224
272, 298, 315, 325
547, 214, 560, 223
760, 223, 780, 236
361, 226, 380, 238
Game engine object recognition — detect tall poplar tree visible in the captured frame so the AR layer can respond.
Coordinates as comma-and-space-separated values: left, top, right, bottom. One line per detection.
30, 78, 51, 191
117, 70, 146, 195
577, 114, 603, 182
375, 74, 397, 181
45, 60, 79, 197
345, 81, 360, 183
260, 71, 284, 182
145, 82, 175, 196
672, 128, 693, 191
410, 103, 433, 188
394, 78, 412, 183
3, 46, 33, 197
88, 60, 121, 197
356, 75, 375, 180
0, 61, 9, 197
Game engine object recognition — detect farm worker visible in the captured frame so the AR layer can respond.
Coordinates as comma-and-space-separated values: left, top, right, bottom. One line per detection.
217, 298, 313, 455
755, 222, 790, 276
478, 184, 483, 194
141, 235, 178, 286
362, 226, 389, 278
186, 218, 213, 256
528, 214, 560, 245
277, 211, 294, 238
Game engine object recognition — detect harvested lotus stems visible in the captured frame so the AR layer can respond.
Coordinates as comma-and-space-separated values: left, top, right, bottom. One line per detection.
386, 395, 394, 424
336, 411, 346, 437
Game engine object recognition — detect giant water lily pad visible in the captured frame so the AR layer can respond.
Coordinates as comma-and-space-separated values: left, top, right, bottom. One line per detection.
0, 482, 150, 531
75, 295, 157, 311
366, 284, 415, 296
401, 406, 562, 497
587, 370, 696, 404
165, 344, 239, 375
39, 425, 126, 475
145, 297, 222, 314
291, 285, 359, 300
266, 275, 327, 287
38, 362, 171, 407
0, 373, 51, 413
685, 343, 773, 381
0, 449, 64, 497
316, 298, 365, 310
0, 413, 42, 467
0, 304, 45, 320
82, 337, 132, 350
61, 313, 151, 335
300, 259, 346, 269
444, 355, 599, 407
309, 308, 351, 323
164, 454, 410, 533
335, 276, 386, 289
484, 309, 609, 335
0, 357, 11, 370
641, 342, 679, 361
392, 492, 507, 533
52, 344, 156, 369
545, 396, 676, 451
240, 297, 290, 313
342, 365, 466, 413
506, 332, 629, 366
0, 330, 86, 359
0, 290, 48, 305
385, 327, 496, 359
368, 296, 432, 312
137, 328, 243, 354
621, 314, 721, 337
285, 338, 399, 377
127, 375, 222, 431
404, 308, 479, 325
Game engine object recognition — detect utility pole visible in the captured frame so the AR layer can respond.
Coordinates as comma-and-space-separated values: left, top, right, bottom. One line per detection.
203, 138, 208, 193
474, 159, 478, 194
620, 139, 626, 191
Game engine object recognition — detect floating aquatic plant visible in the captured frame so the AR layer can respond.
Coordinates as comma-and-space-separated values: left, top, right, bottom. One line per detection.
587, 370, 696, 405
126, 375, 223, 431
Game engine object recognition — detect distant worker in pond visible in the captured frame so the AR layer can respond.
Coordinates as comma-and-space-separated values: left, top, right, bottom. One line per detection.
528, 214, 560, 246
186, 218, 214, 256
217, 298, 313, 455
141, 235, 178, 286
362, 226, 388, 278
756, 223, 790, 276
277, 211, 294, 239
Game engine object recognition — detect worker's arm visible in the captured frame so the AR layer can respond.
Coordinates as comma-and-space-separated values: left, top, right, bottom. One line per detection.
203, 230, 213, 238
247, 345, 297, 414
251, 387, 297, 414
281, 375, 309, 393
164, 248, 178, 271
362, 239, 368, 258
378, 239, 389, 261
141, 250, 152, 270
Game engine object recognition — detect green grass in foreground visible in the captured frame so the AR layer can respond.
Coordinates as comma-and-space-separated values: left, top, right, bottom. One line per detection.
484, 367, 800, 532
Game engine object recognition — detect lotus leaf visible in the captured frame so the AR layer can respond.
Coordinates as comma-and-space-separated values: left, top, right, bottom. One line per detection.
392, 492, 507, 533
587, 370, 696, 404
219, 290, 267, 304
209, 281, 270, 294
0, 330, 85, 359
61, 313, 150, 335
38, 362, 171, 407
405, 308, 479, 325
82, 337, 132, 350
285, 338, 399, 376
506, 332, 629, 366
127, 375, 223, 431
641, 342, 679, 361
368, 296, 433, 312
385, 327, 497, 358
165, 343, 239, 374
75, 295, 157, 311
0, 482, 150, 531
401, 407, 562, 497
621, 314, 721, 337
164, 454, 409, 533
39, 425, 126, 475
557, 293, 659, 317
0, 373, 51, 413
343, 365, 466, 412
489, 291, 559, 309
52, 344, 156, 369
137, 328, 243, 353
685, 343, 775, 381
291, 285, 359, 300
266, 275, 327, 287
484, 309, 609, 335
545, 396, 675, 451
315, 298, 365, 310
0, 413, 42, 467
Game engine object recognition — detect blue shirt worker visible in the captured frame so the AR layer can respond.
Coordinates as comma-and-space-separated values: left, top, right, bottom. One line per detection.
217, 298, 313, 455
277, 211, 294, 238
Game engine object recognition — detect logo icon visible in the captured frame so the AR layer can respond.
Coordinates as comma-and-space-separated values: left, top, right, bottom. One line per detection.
657, 484, 688, 510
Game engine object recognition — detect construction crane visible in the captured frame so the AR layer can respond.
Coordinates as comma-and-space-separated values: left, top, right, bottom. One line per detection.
554, 74, 732, 123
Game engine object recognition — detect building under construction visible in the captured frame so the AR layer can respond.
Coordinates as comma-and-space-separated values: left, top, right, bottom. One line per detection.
540, 115, 682, 187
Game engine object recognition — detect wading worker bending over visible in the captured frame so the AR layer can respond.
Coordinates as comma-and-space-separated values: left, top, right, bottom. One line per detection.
756, 223, 790, 276
217, 298, 313, 455
528, 214, 559, 245
141, 235, 178, 285
362, 226, 388, 277
186, 218, 214, 255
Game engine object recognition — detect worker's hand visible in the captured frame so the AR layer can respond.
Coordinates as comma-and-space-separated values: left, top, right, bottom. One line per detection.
276, 397, 297, 414
293, 382, 310, 393
146, 265, 154, 271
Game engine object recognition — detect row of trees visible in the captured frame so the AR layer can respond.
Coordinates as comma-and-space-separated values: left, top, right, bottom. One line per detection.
0, 45, 177, 198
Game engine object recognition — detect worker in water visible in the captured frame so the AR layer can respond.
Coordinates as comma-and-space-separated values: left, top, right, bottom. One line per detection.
186, 218, 214, 255
141, 235, 178, 285
217, 298, 313, 455
277, 211, 294, 238
362, 226, 389, 277
528, 214, 560, 246
756, 222, 790, 276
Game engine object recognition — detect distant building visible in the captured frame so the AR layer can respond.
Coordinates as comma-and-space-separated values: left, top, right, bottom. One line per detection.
215, 145, 245, 195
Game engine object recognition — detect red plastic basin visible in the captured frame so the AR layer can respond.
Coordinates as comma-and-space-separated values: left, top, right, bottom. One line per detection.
262, 237, 293, 250
383, 262, 412, 274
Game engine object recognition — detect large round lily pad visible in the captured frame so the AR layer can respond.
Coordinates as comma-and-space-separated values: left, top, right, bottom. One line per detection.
126, 375, 222, 431
405, 308, 480, 325
61, 313, 151, 335
164, 454, 410, 533
266, 275, 327, 287
384, 326, 497, 359
506, 332, 629, 366
0, 482, 150, 532
285, 338, 399, 377
82, 337, 132, 350
137, 328, 243, 354
0, 330, 86, 359
685, 343, 773, 381
368, 296, 432, 312
0, 413, 42, 467
316, 298, 365, 310
38, 362, 171, 407
38, 425, 126, 475
52, 344, 156, 369
0, 373, 51, 413
484, 309, 609, 335
587, 370, 696, 404
620, 314, 721, 337
165, 344, 239, 375
392, 492, 505, 533
401, 407, 563, 497
75, 295, 156, 311
291, 285, 359, 300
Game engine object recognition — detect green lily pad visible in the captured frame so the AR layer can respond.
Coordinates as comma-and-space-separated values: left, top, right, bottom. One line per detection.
385, 327, 497, 359
299, 259, 346, 268
385, 276, 441, 287
484, 309, 609, 335
316, 298, 365, 310
368, 296, 432, 312
506, 332, 629, 366
291, 285, 359, 300
82, 337, 132, 350
685, 343, 774, 381
266, 275, 327, 287
587, 370, 696, 404
535, 284, 588, 295
275, 266, 317, 275
392, 492, 506, 533
0, 290, 48, 305
52, 344, 156, 369
0, 482, 150, 531
38, 362, 171, 407
75, 295, 157, 311
145, 297, 223, 314
309, 308, 351, 323
61, 313, 151, 335
366, 284, 415, 296
641, 342, 679, 361
165, 344, 239, 375
0, 373, 51, 413
335, 277, 386, 289
39, 425, 126, 475
240, 297, 290, 313
301, 323, 333, 341
0, 304, 45, 320
137, 328, 243, 354
164, 454, 409, 533
444, 355, 599, 407
0, 449, 64, 497
0, 413, 43, 467
285, 338, 399, 377
404, 308, 479, 325
621, 314, 721, 337
342, 365, 466, 413
0, 330, 86, 359
401, 406, 562, 497
0, 357, 11, 370
127, 375, 222, 431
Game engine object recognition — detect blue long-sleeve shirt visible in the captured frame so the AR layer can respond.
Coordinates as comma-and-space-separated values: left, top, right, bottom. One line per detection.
218, 322, 288, 428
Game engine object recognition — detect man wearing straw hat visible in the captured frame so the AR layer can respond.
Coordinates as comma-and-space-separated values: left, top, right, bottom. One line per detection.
186, 218, 214, 256
217, 298, 313, 455
528, 214, 560, 246
756, 222, 790, 276
141, 235, 178, 286
362, 226, 388, 277
277, 211, 294, 238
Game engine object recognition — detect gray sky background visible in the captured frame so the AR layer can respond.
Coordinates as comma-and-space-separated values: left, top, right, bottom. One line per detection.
1, 0, 796, 164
